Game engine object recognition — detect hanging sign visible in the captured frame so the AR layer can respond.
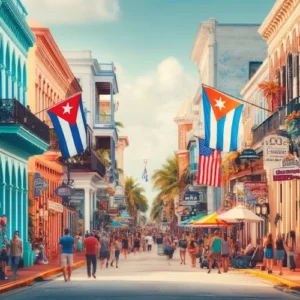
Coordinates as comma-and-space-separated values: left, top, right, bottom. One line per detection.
273, 167, 300, 181
239, 149, 259, 160
281, 153, 300, 168
181, 191, 203, 206
54, 184, 74, 197
34, 173, 48, 197
69, 189, 84, 206
263, 135, 289, 169
48, 200, 63, 213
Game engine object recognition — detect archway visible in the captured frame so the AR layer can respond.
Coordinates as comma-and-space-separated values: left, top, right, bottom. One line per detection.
5, 161, 11, 238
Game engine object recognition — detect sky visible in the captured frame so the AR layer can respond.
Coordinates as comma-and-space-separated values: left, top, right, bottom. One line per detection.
23, 0, 275, 214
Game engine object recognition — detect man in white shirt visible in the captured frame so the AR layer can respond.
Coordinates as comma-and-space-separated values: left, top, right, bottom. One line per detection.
145, 235, 153, 251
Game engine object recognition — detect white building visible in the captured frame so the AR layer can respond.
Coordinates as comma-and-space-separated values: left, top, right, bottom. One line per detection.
63, 50, 119, 232
190, 18, 267, 214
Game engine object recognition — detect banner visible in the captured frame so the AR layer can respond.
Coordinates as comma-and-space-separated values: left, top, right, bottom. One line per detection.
181, 191, 203, 206
34, 173, 48, 197
233, 183, 245, 202
244, 182, 268, 205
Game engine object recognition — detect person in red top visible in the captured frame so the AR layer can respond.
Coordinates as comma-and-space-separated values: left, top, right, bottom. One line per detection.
83, 234, 100, 278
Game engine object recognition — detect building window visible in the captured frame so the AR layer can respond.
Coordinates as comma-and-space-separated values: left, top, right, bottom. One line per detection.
249, 62, 262, 79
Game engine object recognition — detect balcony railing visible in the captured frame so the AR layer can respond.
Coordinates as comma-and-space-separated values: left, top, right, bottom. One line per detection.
286, 96, 300, 115
0, 99, 49, 143
68, 149, 106, 178
98, 63, 115, 73
252, 108, 285, 145
49, 128, 60, 151
95, 114, 112, 124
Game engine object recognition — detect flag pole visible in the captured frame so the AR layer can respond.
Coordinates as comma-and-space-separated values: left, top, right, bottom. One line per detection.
202, 84, 273, 113
34, 92, 82, 116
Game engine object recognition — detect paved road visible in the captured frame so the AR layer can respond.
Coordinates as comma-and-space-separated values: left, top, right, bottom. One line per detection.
2, 246, 299, 300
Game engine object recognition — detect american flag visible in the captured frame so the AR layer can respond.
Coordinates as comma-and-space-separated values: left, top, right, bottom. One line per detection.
197, 139, 221, 187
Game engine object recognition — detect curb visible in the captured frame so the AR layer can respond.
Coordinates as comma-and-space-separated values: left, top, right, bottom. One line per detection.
236, 269, 300, 290
0, 260, 86, 295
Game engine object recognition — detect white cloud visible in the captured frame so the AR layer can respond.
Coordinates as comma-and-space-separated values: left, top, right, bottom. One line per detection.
115, 57, 198, 212
23, 0, 120, 25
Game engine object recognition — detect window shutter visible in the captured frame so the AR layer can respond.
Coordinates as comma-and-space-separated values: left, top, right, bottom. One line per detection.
281, 66, 286, 106
287, 54, 293, 102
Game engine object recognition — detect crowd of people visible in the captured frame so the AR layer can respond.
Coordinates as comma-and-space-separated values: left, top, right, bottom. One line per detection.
59, 228, 155, 282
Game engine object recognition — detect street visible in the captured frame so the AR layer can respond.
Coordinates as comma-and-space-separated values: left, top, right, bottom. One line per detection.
1, 247, 298, 300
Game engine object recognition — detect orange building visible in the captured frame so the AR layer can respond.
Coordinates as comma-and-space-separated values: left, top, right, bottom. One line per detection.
27, 21, 81, 260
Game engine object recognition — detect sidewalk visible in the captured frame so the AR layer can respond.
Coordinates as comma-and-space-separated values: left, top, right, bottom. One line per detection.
236, 265, 300, 290
0, 253, 86, 294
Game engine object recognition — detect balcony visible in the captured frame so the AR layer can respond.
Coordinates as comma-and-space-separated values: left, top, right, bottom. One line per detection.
252, 108, 286, 145
95, 113, 112, 125
95, 62, 118, 95
68, 149, 106, 178
286, 96, 300, 115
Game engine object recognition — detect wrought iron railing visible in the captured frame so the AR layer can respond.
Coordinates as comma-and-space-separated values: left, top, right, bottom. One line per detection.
252, 108, 286, 145
68, 149, 106, 178
0, 99, 49, 143
286, 96, 300, 115
95, 114, 112, 124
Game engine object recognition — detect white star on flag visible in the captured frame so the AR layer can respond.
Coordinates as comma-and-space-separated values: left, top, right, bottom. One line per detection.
214, 97, 226, 110
62, 103, 73, 114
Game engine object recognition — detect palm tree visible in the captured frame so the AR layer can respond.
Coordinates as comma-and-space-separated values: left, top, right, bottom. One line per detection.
125, 177, 149, 223
152, 152, 190, 219
115, 121, 124, 132
150, 197, 164, 223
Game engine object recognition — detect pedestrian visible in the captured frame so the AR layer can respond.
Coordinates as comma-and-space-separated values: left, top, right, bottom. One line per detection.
84, 230, 89, 238
284, 232, 296, 271
275, 233, 284, 276
1, 236, 10, 280
208, 230, 222, 274
178, 233, 187, 265
188, 234, 198, 268
109, 237, 116, 267
221, 233, 230, 273
114, 236, 121, 268
8, 231, 22, 280
99, 232, 110, 268
77, 234, 83, 252
145, 234, 153, 251
133, 235, 140, 255
83, 233, 100, 278
122, 234, 129, 259
263, 233, 275, 274
59, 228, 75, 282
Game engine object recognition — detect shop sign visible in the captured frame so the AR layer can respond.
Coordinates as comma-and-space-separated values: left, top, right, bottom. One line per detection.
244, 182, 268, 205
108, 207, 119, 215
281, 154, 300, 168
239, 149, 259, 160
55, 184, 74, 197
233, 182, 244, 202
263, 135, 289, 169
181, 191, 203, 206
34, 173, 48, 197
48, 200, 63, 213
69, 189, 84, 206
273, 167, 300, 181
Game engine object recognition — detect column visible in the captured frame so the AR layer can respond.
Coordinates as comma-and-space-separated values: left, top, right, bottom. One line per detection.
110, 83, 114, 123
0, 68, 4, 99
6, 71, 11, 98
11, 186, 18, 233
84, 188, 91, 233
5, 184, 12, 239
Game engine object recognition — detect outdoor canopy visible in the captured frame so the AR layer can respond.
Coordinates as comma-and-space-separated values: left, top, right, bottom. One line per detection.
190, 212, 230, 227
108, 221, 124, 227
179, 213, 207, 226
216, 205, 263, 223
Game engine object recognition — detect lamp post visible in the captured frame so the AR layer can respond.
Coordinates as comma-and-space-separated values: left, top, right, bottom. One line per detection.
255, 203, 269, 237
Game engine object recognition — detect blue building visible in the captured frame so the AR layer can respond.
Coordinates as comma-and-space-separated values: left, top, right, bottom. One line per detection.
0, 0, 49, 266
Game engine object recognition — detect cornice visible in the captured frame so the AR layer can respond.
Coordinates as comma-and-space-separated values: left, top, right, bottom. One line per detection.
0, 0, 35, 54
258, 0, 299, 42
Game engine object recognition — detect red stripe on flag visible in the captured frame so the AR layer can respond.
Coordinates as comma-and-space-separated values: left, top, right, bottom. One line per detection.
197, 150, 221, 187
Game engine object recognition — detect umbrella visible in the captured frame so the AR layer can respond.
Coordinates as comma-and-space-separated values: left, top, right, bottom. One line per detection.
191, 212, 230, 227
108, 221, 124, 227
179, 213, 207, 226
216, 205, 263, 223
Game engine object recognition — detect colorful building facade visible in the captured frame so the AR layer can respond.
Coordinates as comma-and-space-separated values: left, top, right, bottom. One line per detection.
0, 0, 49, 266
26, 21, 82, 259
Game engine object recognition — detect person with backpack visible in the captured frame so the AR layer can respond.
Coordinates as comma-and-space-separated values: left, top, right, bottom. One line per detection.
178, 233, 188, 265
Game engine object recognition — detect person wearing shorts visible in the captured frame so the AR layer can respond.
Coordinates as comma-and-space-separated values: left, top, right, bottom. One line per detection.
114, 236, 121, 268
99, 232, 110, 268
208, 230, 222, 274
59, 228, 75, 282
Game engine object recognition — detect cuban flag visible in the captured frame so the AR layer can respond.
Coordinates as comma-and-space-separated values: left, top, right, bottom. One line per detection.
47, 93, 87, 159
202, 85, 244, 152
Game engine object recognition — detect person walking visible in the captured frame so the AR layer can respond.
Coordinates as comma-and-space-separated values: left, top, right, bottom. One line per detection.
99, 232, 110, 268
133, 235, 141, 255
83, 233, 100, 279
59, 228, 75, 282
188, 236, 198, 268
122, 235, 129, 259
1, 236, 10, 280
221, 233, 230, 273
114, 236, 122, 268
208, 230, 222, 274
178, 233, 187, 265
263, 233, 275, 274
109, 237, 116, 267
275, 233, 285, 275
8, 231, 22, 280
145, 234, 154, 251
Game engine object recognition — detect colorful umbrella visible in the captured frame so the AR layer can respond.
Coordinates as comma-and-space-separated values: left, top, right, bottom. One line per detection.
180, 213, 207, 226
108, 221, 124, 227
190, 212, 230, 227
